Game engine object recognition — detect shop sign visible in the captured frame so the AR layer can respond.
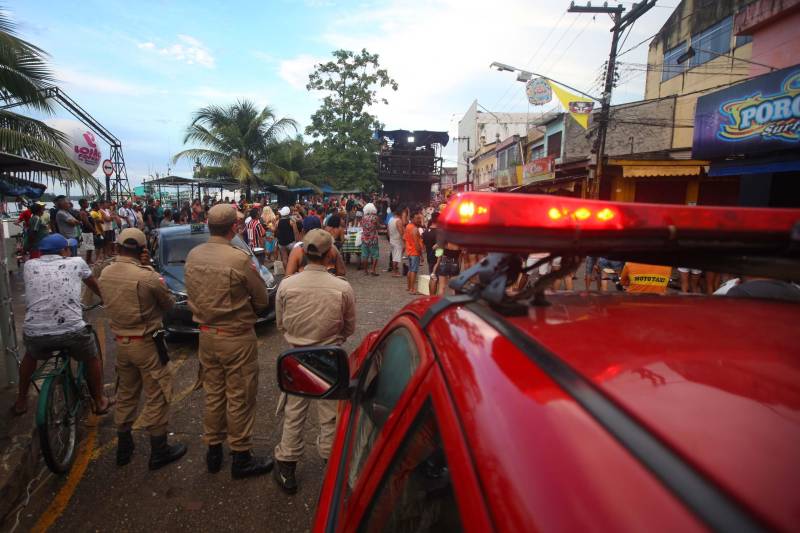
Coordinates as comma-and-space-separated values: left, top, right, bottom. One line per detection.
526, 77, 552, 105
693, 64, 800, 159
523, 156, 555, 184
496, 168, 518, 188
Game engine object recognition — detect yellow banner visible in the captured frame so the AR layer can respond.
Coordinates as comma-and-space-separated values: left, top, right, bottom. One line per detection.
546, 80, 594, 129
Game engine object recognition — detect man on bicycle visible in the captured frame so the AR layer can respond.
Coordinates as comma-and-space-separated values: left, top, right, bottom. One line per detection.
99, 228, 187, 470
14, 234, 112, 416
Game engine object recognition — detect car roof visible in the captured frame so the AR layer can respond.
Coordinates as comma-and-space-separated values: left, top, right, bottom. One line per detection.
156, 223, 208, 236
409, 294, 799, 531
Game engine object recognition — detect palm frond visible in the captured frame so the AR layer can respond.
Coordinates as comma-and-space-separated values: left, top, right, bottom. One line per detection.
172, 148, 228, 167
0, 9, 55, 113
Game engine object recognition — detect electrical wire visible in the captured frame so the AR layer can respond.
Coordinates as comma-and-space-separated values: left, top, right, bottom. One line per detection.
541, 14, 596, 81
489, 7, 569, 111
494, 10, 581, 113
617, 0, 711, 59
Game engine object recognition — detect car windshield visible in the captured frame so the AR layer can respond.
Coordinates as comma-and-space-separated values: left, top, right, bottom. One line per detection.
162, 232, 209, 264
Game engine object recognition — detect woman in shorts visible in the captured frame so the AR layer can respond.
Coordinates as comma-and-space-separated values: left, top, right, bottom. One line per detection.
276, 206, 298, 269
433, 244, 461, 296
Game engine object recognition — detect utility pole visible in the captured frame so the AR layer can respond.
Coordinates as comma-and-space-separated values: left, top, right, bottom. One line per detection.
568, 1, 656, 198
454, 136, 472, 191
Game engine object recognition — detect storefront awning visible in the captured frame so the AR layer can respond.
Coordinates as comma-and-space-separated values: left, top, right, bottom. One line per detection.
622, 165, 705, 178
709, 159, 800, 177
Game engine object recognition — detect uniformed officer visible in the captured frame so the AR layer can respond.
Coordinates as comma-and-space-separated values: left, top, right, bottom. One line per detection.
98, 228, 187, 470
273, 228, 356, 493
184, 204, 272, 478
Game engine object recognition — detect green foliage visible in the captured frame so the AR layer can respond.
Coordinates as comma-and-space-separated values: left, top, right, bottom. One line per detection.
261, 135, 319, 190
0, 8, 97, 192
305, 48, 397, 192
172, 100, 298, 198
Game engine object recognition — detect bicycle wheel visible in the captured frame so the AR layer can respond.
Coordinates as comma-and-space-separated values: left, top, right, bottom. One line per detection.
38, 373, 78, 474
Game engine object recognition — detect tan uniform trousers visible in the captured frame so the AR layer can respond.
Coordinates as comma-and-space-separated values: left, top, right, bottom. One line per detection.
198, 329, 258, 452
114, 339, 172, 436
274, 393, 338, 462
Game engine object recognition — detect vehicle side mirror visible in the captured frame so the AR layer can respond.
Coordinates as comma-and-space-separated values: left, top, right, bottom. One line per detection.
277, 346, 350, 400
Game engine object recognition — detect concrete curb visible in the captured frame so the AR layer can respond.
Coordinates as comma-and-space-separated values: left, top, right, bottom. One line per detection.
0, 387, 40, 526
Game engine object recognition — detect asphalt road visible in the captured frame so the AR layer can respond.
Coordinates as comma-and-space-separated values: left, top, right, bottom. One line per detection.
9, 242, 418, 533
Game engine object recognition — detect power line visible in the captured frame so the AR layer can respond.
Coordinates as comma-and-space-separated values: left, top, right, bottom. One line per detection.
489, 7, 569, 111
617, 2, 707, 59
603, 75, 761, 114
494, 10, 581, 113
541, 14, 596, 81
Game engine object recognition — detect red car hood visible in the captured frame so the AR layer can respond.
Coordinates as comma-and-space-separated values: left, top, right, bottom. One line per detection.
509, 294, 800, 531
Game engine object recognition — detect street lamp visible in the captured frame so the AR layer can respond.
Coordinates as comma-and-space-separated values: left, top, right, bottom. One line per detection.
489, 61, 601, 102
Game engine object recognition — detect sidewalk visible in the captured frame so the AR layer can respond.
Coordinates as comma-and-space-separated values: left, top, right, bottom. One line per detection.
0, 269, 37, 524
0, 384, 39, 523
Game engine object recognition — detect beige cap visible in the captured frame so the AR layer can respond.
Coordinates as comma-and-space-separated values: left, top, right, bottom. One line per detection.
118, 228, 146, 249
303, 228, 333, 259
208, 204, 237, 225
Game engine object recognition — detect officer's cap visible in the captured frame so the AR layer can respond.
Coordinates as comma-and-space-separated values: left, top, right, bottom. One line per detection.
207, 204, 237, 226
118, 228, 146, 250
303, 228, 333, 259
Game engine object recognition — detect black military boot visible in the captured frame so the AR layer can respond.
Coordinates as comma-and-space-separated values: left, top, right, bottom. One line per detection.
272, 459, 298, 494
148, 434, 188, 471
231, 450, 273, 479
116, 431, 134, 467
207, 443, 223, 473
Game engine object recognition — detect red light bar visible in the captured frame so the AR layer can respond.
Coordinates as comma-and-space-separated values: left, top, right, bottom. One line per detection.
440, 192, 800, 235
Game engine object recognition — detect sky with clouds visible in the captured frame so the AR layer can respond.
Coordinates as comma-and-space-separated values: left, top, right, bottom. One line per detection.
13, 0, 675, 190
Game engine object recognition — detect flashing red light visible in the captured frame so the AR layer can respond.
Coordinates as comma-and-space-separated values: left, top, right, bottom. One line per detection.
548, 207, 562, 220
574, 207, 592, 221
597, 208, 615, 222
458, 201, 475, 219
440, 192, 800, 234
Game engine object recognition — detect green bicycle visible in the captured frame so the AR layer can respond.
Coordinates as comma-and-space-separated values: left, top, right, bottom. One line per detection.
32, 304, 103, 474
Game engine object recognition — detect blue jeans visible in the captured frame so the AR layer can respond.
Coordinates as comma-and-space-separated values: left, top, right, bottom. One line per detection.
408, 255, 420, 273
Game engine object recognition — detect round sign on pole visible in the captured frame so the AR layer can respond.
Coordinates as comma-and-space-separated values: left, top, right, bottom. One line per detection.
526, 77, 553, 106
102, 159, 114, 177
44, 119, 103, 174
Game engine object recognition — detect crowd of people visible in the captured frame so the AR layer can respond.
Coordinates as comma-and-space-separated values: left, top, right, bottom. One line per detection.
8, 186, 799, 501
12, 200, 359, 492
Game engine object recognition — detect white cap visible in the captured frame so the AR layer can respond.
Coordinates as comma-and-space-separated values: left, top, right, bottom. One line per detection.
279, 206, 291, 217
363, 203, 377, 215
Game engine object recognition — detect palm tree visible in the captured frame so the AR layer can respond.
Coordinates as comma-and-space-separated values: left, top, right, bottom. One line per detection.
0, 9, 97, 190
262, 135, 320, 190
173, 100, 298, 199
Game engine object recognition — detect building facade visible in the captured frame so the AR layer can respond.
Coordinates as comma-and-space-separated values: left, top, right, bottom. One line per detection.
456, 100, 531, 190
471, 142, 497, 191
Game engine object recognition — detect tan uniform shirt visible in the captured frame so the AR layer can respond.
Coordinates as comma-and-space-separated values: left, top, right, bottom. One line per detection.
276, 264, 355, 347
98, 256, 175, 336
184, 235, 269, 333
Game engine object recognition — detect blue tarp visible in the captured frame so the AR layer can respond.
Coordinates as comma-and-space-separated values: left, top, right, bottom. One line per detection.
0, 178, 46, 199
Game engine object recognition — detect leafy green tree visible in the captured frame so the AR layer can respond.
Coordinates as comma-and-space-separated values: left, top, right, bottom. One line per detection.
262, 135, 320, 189
172, 100, 297, 199
305, 48, 397, 191
0, 9, 97, 191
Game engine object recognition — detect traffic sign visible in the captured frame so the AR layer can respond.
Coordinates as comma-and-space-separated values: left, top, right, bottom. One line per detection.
102, 159, 114, 177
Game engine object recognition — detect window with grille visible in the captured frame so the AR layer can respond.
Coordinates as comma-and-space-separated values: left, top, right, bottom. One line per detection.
690, 16, 733, 68
662, 41, 687, 81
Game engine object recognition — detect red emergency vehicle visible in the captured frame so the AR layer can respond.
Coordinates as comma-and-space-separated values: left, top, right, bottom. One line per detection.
277, 193, 800, 533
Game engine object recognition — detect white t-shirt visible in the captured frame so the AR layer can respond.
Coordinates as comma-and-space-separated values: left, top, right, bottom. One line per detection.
118, 206, 136, 229
100, 209, 113, 231
23, 255, 91, 337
